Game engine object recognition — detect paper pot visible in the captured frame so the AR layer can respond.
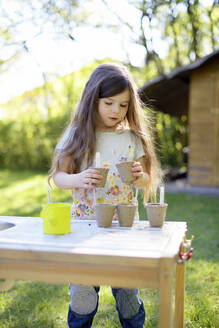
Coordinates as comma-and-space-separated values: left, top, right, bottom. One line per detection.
95, 168, 109, 188
116, 161, 134, 184
94, 204, 116, 227
145, 203, 168, 227
117, 204, 137, 227
40, 203, 71, 234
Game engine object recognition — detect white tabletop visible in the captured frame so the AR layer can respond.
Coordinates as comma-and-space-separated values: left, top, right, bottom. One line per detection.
0, 216, 187, 265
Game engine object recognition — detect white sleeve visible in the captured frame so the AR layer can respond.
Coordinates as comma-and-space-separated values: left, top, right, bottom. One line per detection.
56, 127, 71, 153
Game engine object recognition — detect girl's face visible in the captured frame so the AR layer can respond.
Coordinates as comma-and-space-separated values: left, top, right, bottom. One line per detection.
96, 88, 130, 131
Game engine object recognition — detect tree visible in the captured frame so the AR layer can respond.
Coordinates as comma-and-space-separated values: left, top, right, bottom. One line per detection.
1, 0, 218, 78
100, 0, 218, 72
0, 0, 90, 74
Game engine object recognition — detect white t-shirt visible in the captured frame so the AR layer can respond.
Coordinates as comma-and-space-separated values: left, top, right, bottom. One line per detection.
57, 130, 145, 220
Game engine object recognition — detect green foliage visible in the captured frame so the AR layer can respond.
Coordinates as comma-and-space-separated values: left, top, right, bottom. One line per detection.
0, 170, 218, 327
156, 112, 188, 169
0, 115, 69, 170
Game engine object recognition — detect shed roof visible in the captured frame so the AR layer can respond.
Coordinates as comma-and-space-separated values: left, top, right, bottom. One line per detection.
139, 49, 219, 117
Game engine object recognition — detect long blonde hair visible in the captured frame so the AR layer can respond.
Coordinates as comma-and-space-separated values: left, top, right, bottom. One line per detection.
49, 62, 162, 202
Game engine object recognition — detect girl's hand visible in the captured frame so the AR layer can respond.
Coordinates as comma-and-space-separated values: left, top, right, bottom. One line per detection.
76, 168, 103, 189
132, 161, 148, 189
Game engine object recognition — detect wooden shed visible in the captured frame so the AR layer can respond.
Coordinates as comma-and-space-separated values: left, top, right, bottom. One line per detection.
139, 50, 219, 187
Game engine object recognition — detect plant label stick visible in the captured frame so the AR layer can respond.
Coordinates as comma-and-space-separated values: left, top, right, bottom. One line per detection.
160, 185, 165, 205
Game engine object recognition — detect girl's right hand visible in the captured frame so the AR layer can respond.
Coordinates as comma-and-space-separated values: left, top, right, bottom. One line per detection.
75, 168, 103, 189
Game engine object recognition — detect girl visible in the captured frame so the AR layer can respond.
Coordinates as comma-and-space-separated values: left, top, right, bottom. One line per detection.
49, 63, 162, 328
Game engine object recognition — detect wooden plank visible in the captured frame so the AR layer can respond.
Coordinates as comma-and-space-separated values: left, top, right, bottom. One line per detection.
189, 110, 212, 118
188, 171, 210, 178
189, 150, 213, 159
189, 143, 214, 150
189, 121, 212, 129
189, 158, 212, 166
189, 128, 213, 136
0, 259, 159, 289
189, 156, 213, 163
188, 168, 211, 178
189, 131, 213, 141
189, 177, 211, 186
189, 158, 213, 167
189, 138, 212, 145
189, 136, 213, 145
189, 149, 213, 156
188, 172, 211, 180
0, 248, 159, 269
189, 151, 213, 159
189, 118, 213, 125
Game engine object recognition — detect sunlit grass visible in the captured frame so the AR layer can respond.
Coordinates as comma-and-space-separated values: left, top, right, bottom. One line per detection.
0, 169, 72, 217
0, 169, 219, 327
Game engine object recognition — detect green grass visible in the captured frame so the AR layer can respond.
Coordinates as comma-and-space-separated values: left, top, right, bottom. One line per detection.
0, 169, 219, 328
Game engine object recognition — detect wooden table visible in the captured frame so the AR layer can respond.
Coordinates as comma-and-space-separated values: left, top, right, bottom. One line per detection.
0, 216, 187, 328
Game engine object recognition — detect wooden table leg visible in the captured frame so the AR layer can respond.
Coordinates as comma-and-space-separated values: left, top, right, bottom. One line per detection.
159, 258, 174, 328
174, 262, 185, 328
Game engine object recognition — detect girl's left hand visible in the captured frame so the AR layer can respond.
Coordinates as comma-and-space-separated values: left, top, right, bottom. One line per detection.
132, 161, 148, 188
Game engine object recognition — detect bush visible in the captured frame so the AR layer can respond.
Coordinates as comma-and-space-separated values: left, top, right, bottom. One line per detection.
156, 112, 188, 170
0, 114, 69, 170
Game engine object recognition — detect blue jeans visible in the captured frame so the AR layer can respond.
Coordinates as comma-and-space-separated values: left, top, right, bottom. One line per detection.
67, 285, 145, 328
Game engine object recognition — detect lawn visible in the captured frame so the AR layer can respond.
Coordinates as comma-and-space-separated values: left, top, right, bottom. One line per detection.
0, 169, 219, 328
